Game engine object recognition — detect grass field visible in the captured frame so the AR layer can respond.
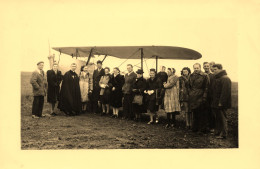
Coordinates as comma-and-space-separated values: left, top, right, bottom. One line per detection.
21, 72, 238, 149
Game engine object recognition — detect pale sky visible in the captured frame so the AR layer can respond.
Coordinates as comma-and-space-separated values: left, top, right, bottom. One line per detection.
2, 0, 260, 82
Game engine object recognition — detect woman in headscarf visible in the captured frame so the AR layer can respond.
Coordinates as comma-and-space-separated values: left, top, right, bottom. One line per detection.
79, 65, 93, 113
145, 68, 163, 124
163, 68, 181, 128
99, 67, 112, 115
179, 67, 192, 129
132, 69, 146, 122
110, 67, 125, 118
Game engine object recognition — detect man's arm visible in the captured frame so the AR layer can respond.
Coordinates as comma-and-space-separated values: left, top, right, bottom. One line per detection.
30, 72, 40, 90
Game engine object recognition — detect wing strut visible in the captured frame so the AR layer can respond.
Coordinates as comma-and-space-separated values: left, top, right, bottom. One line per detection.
155, 56, 158, 73
102, 55, 108, 63
86, 48, 93, 65
140, 48, 144, 70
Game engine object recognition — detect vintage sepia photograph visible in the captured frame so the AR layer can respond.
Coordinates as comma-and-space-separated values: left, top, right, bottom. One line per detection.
3, 0, 260, 168
19, 2, 239, 149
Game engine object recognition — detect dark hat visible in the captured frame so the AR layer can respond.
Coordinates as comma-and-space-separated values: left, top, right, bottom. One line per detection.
136, 69, 144, 74
37, 61, 44, 65
97, 60, 102, 64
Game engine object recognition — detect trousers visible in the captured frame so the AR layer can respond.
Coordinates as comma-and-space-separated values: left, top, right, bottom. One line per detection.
123, 94, 134, 119
212, 108, 228, 137
32, 96, 44, 117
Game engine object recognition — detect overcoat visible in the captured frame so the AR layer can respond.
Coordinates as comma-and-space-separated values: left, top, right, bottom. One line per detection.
188, 71, 209, 110
164, 74, 181, 113
79, 71, 93, 102
110, 74, 125, 108
58, 70, 82, 114
211, 70, 231, 109
30, 70, 47, 96
145, 77, 163, 112
47, 69, 62, 103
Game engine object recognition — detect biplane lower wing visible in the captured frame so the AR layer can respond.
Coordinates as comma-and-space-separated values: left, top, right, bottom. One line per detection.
52, 46, 202, 60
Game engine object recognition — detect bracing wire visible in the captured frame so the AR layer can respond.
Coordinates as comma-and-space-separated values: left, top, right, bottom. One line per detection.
117, 49, 140, 68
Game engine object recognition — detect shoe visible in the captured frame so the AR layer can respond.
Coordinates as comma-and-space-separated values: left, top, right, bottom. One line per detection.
147, 121, 153, 125
210, 129, 215, 133
32, 115, 39, 119
170, 124, 175, 128
155, 118, 159, 124
165, 124, 170, 129
50, 112, 57, 116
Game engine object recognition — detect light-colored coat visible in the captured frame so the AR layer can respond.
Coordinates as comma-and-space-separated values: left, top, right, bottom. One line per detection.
79, 71, 93, 102
30, 70, 47, 96
164, 74, 181, 112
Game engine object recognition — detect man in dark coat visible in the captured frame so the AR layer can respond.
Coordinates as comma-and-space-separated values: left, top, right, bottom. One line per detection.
58, 63, 81, 116
211, 64, 231, 139
47, 63, 63, 116
30, 61, 47, 118
188, 63, 209, 133
92, 60, 105, 114
156, 66, 168, 109
122, 64, 137, 120
203, 62, 215, 132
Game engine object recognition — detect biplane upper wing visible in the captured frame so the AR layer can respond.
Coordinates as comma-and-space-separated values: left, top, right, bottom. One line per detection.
52, 46, 202, 60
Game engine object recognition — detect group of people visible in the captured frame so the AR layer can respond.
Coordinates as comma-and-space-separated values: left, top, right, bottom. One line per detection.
30, 60, 231, 139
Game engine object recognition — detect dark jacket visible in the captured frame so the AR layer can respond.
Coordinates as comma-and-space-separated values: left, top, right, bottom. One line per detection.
30, 70, 47, 96
179, 75, 189, 102
58, 70, 81, 114
47, 69, 63, 103
211, 70, 231, 109
188, 71, 209, 110
93, 68, 105, 90
146, 77, 163, 105
122, 72, 137, 94
157, 71, 168, 84
110, 74, 125, 107
132, 77, 146, 95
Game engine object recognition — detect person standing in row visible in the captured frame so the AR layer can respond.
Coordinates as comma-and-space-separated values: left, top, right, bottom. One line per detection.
203, 62, 215, 132
122, 64, 137, 120
110, 67, 125, 118
58, 63, 81, 116
145, 68, 163, 124
46, 63, 63, 116
92, 60, 105, 114
79, 65, 93, 113
179, 67, 192, 129
157, 66, 168, 110
209, 61, 215, 73
30, 61, 47, 118
163, 68, 181, 128
188, 63, 209, 133
99, 67, 112, 115
211, 64, 231, 139
132, 69, 146, 122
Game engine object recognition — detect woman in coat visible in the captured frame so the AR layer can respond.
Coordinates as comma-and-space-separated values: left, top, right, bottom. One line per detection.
110, 67, 125, 118
145, 68, 163, 124
47, 63, 63, 116
179, 67, 192, 129
132, 69, 146, 122
79, 65, 93, 113
163, 68, 181, 128
99, 67, 112, 115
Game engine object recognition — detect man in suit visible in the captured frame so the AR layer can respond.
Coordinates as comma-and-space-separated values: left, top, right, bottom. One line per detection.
47, 63, 63, 116
92, 60, 105, 114
30, 61, 47, 118
122, 64, 137, 120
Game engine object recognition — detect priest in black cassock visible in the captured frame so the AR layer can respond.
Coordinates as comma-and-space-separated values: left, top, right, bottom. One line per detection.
58, 63, 82, 116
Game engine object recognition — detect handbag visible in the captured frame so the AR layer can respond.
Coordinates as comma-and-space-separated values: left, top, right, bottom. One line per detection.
132, 95, 143, 105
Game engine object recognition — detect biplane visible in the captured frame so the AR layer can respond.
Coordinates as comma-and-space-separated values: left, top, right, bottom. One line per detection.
49, 46, 202, 75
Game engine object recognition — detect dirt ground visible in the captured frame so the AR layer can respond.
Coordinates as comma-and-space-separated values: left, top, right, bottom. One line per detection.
21, 72, 238, 149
